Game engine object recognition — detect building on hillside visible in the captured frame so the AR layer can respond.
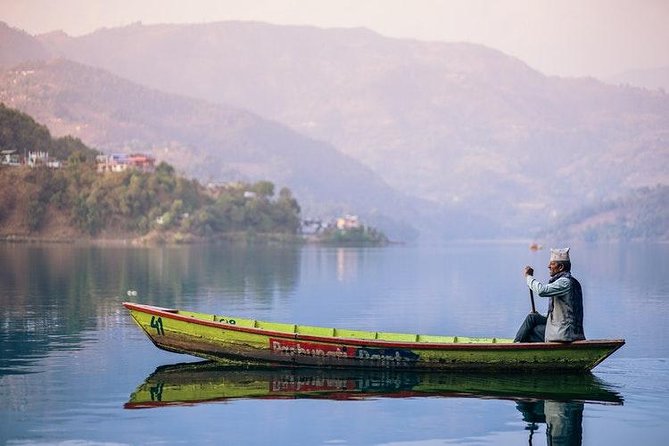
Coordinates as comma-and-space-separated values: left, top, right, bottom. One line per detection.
1, 150, 21, 166
96, 154, 123, 172
27, 151, 49, 167
1, 150, 62, 168
127, 153, 155, 172
96, 153, 155, 173
336, 215, 361, 230
29, 151, 62, 168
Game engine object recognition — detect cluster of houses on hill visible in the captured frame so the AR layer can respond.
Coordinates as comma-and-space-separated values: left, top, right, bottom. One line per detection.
301, 214, 387, 244
0, 149, 155, 173
1, 150, 63, 168
302, 214, 361, 235
95, 153, 155, 173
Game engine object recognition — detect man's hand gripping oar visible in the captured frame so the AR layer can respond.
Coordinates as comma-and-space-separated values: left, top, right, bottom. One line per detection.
525, 266, 537, 313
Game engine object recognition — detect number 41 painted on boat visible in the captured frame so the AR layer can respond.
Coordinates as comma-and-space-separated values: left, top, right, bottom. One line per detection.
150, 316, 165, 335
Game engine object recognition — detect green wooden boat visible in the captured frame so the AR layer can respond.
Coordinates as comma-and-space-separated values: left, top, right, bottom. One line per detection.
125, 361, 623, 409
123, 302, 624, 371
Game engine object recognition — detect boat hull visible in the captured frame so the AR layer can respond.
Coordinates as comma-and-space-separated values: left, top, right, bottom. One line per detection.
124, 302, 624, 371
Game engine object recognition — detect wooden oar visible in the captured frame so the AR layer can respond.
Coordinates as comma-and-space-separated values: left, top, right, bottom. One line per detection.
526, 266, 537, 313
529, 289, 537, 313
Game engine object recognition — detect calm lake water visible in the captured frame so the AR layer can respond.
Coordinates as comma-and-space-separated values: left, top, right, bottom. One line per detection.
1, 241, 668, 445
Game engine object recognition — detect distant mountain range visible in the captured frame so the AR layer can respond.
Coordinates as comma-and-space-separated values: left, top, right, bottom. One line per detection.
1, 21, 668, 241
0, 22, 49, 67
540, 185, 669, 242
607, 65, 669, 92
0, 58, 426, 238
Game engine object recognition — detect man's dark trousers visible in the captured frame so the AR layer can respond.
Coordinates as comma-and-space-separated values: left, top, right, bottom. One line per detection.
514, 313, 547, 342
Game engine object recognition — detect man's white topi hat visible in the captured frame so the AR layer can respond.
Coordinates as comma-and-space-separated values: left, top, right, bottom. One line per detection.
550, 248, 570, 262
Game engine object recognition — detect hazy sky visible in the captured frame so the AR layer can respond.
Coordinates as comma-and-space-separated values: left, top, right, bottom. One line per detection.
2, 0, 668, 78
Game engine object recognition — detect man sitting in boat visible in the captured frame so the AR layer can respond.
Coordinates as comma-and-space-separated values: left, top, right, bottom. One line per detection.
514, 248, 586, 343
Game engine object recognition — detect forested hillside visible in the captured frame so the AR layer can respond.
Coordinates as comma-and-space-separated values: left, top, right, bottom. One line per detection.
0, 105, 301, 242
0, 102, 98, 161
540, 185, 669, 242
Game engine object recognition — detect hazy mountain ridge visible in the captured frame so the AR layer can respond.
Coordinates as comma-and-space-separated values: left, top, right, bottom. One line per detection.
606, 65, 669, 91
0, 58, 426, 239
2, 21, 668, 240
34, 21, 669, 233
0, 22, 50, 68
541, 185, 669, 242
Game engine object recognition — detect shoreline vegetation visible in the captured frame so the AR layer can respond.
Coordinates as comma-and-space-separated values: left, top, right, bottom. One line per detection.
0, 231, 390, 246
0, 162, 305, 244
0, 163, 390, 247
0, 231, 302, 246
0, 165, 390, 247
0, 104, 389, 247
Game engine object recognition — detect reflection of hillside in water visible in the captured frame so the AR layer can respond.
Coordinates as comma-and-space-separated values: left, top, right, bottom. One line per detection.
0, 244, 300, 375
128, 362, 623, 445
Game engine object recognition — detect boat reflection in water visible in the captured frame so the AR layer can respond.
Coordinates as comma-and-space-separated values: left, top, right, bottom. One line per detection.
126, 361, 623, 445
